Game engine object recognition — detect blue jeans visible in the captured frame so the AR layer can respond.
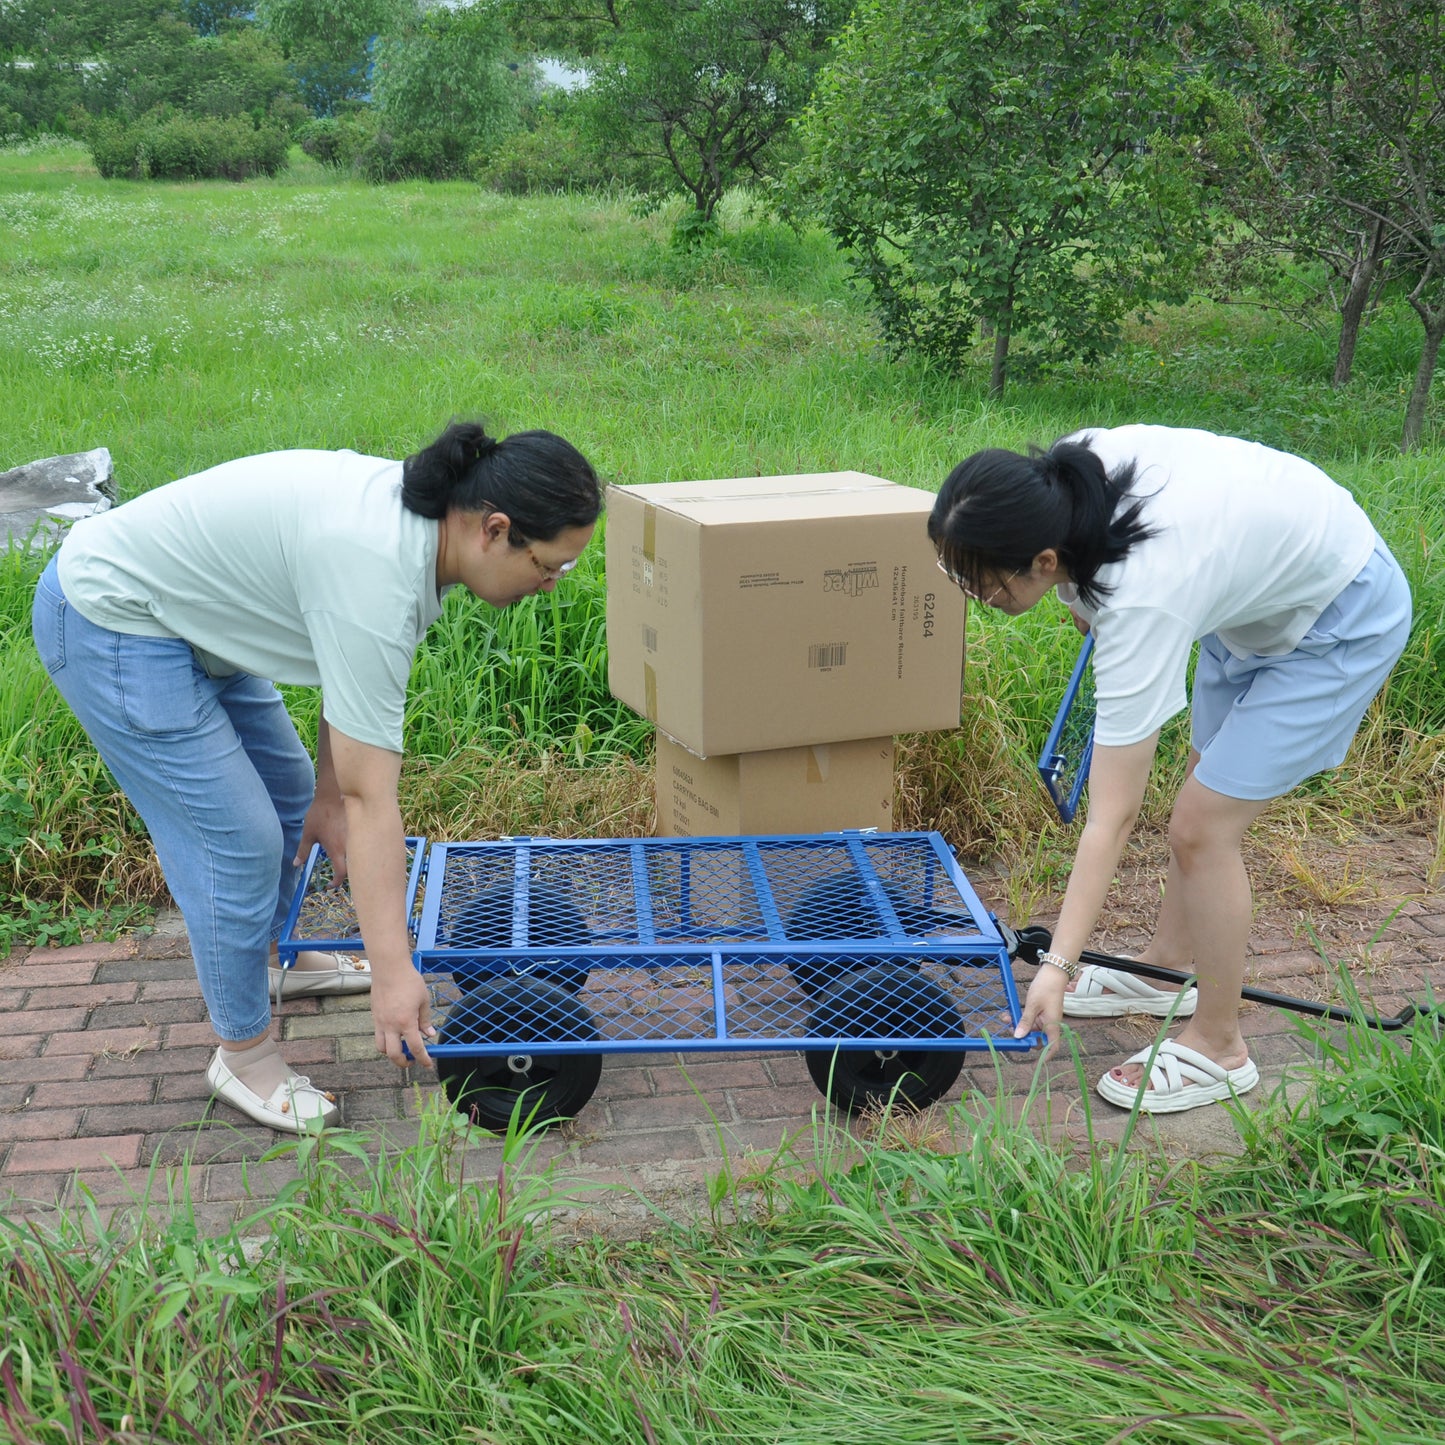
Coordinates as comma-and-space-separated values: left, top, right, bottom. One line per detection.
32, 557, 315, 1041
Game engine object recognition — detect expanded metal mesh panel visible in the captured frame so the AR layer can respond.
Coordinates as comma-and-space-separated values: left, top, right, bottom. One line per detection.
410, 833, 1038, 1058
279, 838, 426, 955
1040, 633, 1096, 823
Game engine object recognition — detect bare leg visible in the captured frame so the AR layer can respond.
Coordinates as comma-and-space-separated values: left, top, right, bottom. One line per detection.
1106, 774, 1271, 1089
1136, 749, 1202, 975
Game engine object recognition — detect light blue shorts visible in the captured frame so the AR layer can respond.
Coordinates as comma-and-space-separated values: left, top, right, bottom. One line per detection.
1190, 538, 1412, 801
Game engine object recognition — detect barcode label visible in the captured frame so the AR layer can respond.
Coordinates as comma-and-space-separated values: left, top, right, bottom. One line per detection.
643, 626, 658, 652
808, 643, 847, 669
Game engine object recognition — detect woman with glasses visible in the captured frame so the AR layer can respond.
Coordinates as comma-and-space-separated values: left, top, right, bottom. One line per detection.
929, 425, 1410, 1113
32, 420, 601, 1131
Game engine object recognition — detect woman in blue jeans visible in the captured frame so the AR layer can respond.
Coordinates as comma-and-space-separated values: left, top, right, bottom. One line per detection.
929, 424, 1411, 1113
33, 420, 601, 1132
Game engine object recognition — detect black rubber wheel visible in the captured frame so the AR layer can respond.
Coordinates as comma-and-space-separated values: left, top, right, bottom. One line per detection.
445, 886, 591, 993
1010, 924, 1053, 964
784, 875, 930, 997
434, 977, 603, 1131
803, 965, 967, 1114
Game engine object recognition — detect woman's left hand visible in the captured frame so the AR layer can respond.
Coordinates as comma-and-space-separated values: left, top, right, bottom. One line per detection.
297, 794, 349, 885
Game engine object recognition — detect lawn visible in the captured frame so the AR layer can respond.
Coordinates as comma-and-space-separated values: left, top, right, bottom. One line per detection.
0, 142, 1443, 1444
2, 143, 1439, 945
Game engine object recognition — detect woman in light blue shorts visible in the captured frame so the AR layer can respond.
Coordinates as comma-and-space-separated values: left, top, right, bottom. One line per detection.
928, 424, 1412, 1113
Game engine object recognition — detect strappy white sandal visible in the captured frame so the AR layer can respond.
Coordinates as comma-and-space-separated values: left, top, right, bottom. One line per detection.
1062, 964, 1197, 1018
1096, 1038, 1259, 1113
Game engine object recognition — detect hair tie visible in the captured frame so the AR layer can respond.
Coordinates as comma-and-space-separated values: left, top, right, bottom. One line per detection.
473, 436, 499, 464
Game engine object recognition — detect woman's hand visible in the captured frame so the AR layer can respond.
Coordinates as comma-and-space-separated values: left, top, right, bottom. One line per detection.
297, 794, 348, 884
371, 963, 437, 1068
1014, 967, 1069, 1051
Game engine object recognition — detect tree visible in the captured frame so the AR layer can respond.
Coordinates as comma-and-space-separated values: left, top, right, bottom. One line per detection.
1198, 0, 1445, 450
371, 2, 525, 154
255, 0, 412, 115
792, 0, 1209, 396
503, 0, 847, 220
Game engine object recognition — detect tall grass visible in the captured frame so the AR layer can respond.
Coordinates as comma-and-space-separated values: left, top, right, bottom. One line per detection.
2, 1014, 1441, 1442
1, 143, 1441, 937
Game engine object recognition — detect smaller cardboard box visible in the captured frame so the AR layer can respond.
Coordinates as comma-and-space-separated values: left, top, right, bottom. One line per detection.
655, 733, 894, 838
606, 472, 966, 756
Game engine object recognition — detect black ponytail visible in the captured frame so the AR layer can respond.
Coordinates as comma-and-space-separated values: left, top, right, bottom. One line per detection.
928, 433, 1156, 609
401, 419, 602, 541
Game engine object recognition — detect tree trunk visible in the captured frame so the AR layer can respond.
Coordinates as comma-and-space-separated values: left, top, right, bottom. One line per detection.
988, 295, 1012, 397
1333, 219, 1386, 387
1400, 305, 1444, 452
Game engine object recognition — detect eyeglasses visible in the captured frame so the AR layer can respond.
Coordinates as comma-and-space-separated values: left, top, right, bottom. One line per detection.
936, 557, 1012, 607
478, 500, 580, 582
526, 547, 579, 582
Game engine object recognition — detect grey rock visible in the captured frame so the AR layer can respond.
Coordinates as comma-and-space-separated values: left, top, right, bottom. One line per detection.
0, 448, 115, 548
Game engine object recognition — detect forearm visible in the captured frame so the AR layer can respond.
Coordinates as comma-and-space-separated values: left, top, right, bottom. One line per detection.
1049, 812, 1136, 963
340, 792, 413, 979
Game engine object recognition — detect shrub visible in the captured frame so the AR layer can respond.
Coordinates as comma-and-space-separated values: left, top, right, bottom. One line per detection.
358, 126, 472, 182
472, 110, 618, 195
295, 114, 370, 169
87, 110, 289, 181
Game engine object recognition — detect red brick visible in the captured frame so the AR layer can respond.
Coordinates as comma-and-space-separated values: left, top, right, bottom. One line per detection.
43, 1026, 158, 1057
137, 932, 194, 960
5, 1134, 144, 1174
29, 939, 138, 966
85, 1101, 215, 1135
575, 1126, 706, 1166
0, 988, 26, 1011
11, 1007, 91, 1035
29, 1077, 157, 1109
0, 1173, 73, 1211
0, 960, 100, 988
158, 1021, 221, 1049
0, 1036, 43, 1062
88, 1044, 214, 1079
157, 1069, 222, 1103
31, 982, 140, 1009
0, 1109, 82, 1142
0, 1053, 89, 1086
726, 1082, 825, 1122
649, 1057, 775, 1095
1413, 913, 1445, 937
150, 1125, 274, 1164
201, 1159, 305, 1203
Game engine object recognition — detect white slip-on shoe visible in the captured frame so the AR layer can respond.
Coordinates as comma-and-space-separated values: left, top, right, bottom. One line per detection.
1062, 964, 1198, 1018
268, 952, 372, 998
206, 1048, 340, 1132
1095, 1038, 1259, 1114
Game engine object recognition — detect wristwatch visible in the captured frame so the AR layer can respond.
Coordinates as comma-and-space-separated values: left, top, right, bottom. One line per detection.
1036, 950, 1079, 981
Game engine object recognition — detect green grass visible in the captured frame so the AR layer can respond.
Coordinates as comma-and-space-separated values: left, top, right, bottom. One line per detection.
1, 142, 1442, 936
2, 1011, 1442, 1442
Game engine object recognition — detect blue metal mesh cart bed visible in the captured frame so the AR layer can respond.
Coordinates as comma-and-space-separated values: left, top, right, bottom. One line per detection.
281, 831, 1044, 1129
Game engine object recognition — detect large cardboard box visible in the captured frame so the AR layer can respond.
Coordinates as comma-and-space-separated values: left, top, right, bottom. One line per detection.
606, 472, 966, 755
656, 733, 894, 837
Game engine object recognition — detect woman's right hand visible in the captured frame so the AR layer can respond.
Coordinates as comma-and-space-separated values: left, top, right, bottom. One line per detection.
371, 963, 437, 1068
1014, 967, 1069, 1051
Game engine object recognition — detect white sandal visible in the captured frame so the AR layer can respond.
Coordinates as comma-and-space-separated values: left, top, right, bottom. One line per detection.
268, 951, 372, 999
1096, 1038, 1259, 1114
1062, 964, 1197, 1018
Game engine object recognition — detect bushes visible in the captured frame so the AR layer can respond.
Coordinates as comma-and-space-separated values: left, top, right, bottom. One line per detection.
87, 110, 289, 181
471, 110, 619, 195
295, 115, 369, 169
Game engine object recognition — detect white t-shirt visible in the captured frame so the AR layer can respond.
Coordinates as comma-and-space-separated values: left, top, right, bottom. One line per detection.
57, 449, 445, 753
1057, 426, 1377, 747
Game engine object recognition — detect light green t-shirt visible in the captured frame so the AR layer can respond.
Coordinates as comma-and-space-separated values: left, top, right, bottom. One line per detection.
57, 449, 444, 753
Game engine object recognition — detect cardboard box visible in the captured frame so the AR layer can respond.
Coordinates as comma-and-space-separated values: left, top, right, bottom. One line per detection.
606, 472, 966, 755
655, 733, 894, 837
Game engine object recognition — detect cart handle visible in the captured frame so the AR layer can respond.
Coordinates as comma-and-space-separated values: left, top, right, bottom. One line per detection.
1005, 924, 1441, 1033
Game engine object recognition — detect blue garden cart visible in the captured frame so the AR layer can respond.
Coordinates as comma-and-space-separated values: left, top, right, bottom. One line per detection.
279, 830, 1044, 1129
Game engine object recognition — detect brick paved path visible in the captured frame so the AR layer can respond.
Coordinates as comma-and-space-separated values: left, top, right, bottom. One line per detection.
3, 853, 1441, 1237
